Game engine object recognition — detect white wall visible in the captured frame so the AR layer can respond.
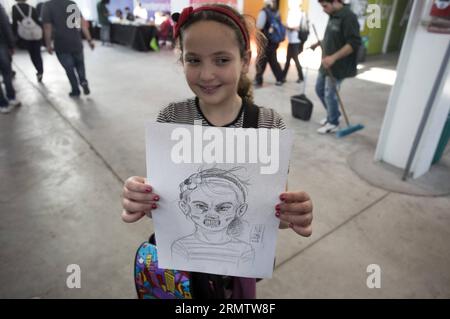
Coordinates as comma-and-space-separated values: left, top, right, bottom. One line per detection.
413, 61, 450, 177
73, 0, 98, 21
308, 0, 329, 39
170, 0, 189, 14
375, 0, 450, 178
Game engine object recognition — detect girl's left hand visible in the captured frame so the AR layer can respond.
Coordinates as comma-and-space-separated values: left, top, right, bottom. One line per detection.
276, 191, 313, 237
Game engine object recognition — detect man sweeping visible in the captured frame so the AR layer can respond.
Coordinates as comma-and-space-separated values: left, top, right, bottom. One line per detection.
311, 0, 361, 134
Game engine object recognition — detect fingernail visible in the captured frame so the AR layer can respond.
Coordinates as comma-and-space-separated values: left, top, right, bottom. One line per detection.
275, 212, 280, 217
154, 196, 160, 201
275, 204, 281, 210
280, 194, 286, 201
152, 203, 157, 209
145, 187, 152, 193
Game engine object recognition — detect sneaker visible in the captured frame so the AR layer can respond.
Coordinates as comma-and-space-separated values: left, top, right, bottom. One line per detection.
0, 105, 13, 114
37, 73, 43, 82
81, 82, 90, 95
317, 123, 339, 134
275, 81, 284, 86
319, 118, 328, 126
69, 91, 81, 98
296, 78, 304, 83
8, 99, 21, 107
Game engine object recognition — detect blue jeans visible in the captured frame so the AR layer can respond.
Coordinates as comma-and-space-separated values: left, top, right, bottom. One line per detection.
315, 71, 343, 126
0, 46, 16, 106
100, 25, 111, 44
56, 51, 87, 94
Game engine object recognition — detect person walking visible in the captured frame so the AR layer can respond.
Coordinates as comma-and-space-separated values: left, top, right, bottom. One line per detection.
42, 0, 95, 97
282, 9, 308, 83
12, 0, 44, 82
282, 27, 303, 83
0, 4, 21, 113
254, 0, 285, 87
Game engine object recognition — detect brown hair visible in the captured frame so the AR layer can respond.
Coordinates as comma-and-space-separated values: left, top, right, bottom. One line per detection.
173, 4, 267, 104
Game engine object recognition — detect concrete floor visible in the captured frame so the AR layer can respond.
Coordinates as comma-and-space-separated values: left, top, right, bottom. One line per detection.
1, 43, 449, 299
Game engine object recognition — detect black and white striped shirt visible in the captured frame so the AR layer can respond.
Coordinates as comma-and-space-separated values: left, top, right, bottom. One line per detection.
156, 97, 286, 129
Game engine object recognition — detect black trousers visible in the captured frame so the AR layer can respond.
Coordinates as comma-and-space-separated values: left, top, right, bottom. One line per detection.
25, 40, 43, 75
254, 41, 284, 84
283, 43, 304, 80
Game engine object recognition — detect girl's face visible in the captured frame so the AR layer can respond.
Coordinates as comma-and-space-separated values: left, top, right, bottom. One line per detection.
185, 184, 243, 232
182, 20, 250, 108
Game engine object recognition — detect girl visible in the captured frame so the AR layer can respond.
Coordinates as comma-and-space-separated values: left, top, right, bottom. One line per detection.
121, 4, 313, 299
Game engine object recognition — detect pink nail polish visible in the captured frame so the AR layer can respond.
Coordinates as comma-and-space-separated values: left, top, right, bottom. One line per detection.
275, 212, 280, 217
154, 196, 159, 201
152, 203, 157, 209
275, 204, 281, 210
145, 188, 152, 193
280, 194, 286, 201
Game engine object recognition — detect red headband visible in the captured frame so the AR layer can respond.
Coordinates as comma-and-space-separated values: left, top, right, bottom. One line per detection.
173, 6, 250, 51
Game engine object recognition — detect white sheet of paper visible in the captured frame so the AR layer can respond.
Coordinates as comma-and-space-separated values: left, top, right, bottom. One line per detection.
146, 122, 293, 278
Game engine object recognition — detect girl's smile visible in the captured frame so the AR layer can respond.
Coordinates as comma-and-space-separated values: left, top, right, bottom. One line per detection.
198, 84, 222, 95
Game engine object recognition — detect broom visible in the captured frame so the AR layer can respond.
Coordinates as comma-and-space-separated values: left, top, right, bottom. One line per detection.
311, 24, 364, 138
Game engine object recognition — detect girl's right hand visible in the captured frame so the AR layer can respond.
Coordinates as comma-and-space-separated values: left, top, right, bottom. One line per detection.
121, 176, 160, 223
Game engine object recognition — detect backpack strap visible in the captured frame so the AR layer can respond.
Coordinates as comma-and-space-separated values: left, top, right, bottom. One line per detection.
14, 4, 27, 19
28, 5, 32, 18
242, 100, 260, 129
262, 8, 273, 35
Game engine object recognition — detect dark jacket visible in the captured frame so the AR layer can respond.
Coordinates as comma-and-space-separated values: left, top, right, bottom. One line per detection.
320, 5, 361, 80
97, 1, 110, 26
0, 4, 15, 49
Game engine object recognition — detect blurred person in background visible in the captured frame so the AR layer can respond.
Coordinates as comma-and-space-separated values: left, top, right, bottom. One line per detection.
0, 3, 21, 113
43, 0, 95, 97
97, 0, 111, 45
125, 6, 134, 21
12, 0, 44, 82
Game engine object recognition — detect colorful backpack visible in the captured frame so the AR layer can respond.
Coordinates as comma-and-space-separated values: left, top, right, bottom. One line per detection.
134, 235, 236, 299
134, 235, 257, 299
134, 240, 193, 299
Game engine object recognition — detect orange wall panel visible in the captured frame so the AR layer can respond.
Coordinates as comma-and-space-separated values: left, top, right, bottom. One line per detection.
243, 0, 264, 20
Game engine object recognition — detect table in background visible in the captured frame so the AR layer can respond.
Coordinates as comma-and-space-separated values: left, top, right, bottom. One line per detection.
111, 24, 158, 52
